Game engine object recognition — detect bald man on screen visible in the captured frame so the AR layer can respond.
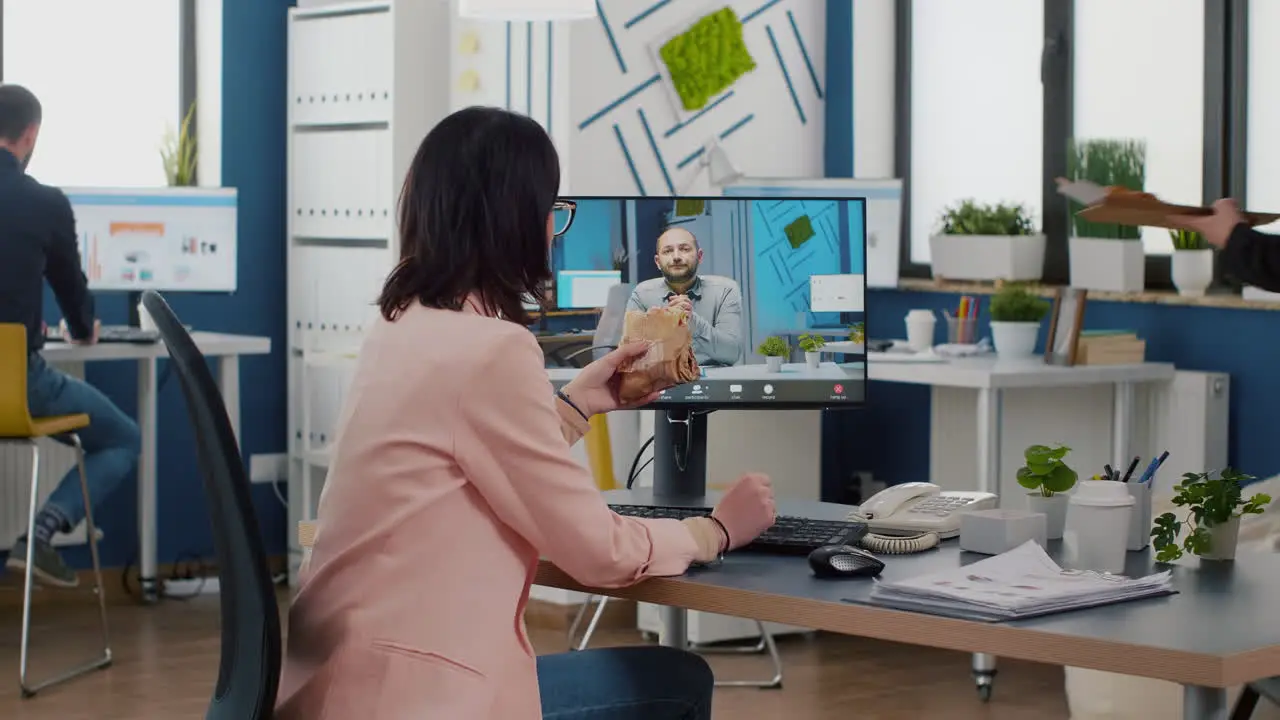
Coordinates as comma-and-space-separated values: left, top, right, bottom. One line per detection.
626, 227, 743, 367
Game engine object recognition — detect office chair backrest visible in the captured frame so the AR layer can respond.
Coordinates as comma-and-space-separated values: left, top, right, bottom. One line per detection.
592, 283, 634, 361
141, 291, 281, 720
0, 323, 34, 437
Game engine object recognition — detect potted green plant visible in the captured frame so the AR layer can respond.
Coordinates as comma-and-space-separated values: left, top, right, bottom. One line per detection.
1017, 444, 1078, 539
798, 333, 825, 369
160, 101, 198, 187
930, 200, 1045, 281
988, 284, 1050, 358
757, 336, 788, 373
1168, 229, 1214, 298
612, 247, 629, 273
848, 321, 865, 345
1151, 469, 1270, 562
1066, 139, 1147, 293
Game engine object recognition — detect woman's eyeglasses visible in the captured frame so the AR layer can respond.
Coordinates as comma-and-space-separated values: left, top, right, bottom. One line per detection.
552, 199, 577, 237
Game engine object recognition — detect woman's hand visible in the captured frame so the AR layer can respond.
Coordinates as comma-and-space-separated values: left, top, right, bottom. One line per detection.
711, 474, 776, 551
561, 342, 659, 417
1168, 198, 1247, 249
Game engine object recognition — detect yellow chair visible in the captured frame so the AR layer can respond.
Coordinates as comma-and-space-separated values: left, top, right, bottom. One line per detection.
0, 323, 111, 697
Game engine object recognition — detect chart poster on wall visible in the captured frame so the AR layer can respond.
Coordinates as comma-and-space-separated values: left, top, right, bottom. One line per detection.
62, 187, 238, 292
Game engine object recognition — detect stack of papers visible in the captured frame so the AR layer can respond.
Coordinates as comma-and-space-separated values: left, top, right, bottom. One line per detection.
864, 541, 1175, 622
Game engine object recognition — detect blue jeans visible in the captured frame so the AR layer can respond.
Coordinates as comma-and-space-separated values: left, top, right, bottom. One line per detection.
538, 646, 713, 719
26, 354, 141, 532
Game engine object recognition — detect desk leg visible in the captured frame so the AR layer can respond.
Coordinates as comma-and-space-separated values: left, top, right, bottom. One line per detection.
217, 356, 242, 445
1182, 685, 1227, 719
137, 358, 159, 604
1112, 382, 1134, 467
973, 389, 1001, 699
658, 606, 687, 650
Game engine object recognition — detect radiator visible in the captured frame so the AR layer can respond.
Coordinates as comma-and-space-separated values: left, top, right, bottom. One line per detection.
930, 370, 1230, 503
0, 438, 93, 550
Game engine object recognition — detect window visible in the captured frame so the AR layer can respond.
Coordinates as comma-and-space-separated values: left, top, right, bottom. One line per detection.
907, 0, 1044, 264
2, 0, 181, 188
1247, 0, 1280, 236
1073, 0, 1204, 255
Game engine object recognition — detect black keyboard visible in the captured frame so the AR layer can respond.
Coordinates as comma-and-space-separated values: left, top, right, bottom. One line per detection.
46, 325, 160, 344
609, 504, 868, 556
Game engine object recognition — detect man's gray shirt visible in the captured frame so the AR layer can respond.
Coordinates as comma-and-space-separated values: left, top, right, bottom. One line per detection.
625, 274, 743, 366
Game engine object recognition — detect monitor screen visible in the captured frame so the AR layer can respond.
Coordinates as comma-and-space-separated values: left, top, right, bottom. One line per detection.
546, 196, 866, 410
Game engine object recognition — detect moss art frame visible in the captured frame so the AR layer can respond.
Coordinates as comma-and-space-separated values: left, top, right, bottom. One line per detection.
658, 7, 757, 112
784, 215, 815, 250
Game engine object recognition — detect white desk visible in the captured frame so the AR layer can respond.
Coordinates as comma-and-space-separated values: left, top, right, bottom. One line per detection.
867, 356, 1175, 496
41, 332, 272, 603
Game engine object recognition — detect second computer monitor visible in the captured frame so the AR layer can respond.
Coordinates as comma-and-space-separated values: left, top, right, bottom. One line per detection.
547, 195, 867, 409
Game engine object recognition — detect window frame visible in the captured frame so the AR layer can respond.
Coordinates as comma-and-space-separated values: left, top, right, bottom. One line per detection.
0, 0, 200, 183
896, 0, 1241, 293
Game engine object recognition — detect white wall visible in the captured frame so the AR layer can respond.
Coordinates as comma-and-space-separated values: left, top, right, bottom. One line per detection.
852, 0, 895, 179
196, 0, 223, 187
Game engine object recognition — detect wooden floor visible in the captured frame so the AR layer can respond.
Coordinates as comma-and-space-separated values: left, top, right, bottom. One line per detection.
0, 592, 1070, 719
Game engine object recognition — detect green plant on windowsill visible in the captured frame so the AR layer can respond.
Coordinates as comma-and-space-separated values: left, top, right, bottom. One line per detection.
989, 284, 1051, 323
1151, 468, 1269, 563
612, 247, 629, 272
848, 321, 865, 344
797, 333, 825, 353
938, 200, 1037, 236
1016, 444, 1078, 498
160, 101, 198, 187
1066, 138, 1146, 240
757, 336, 788, 357
1169, 228, 1210, 251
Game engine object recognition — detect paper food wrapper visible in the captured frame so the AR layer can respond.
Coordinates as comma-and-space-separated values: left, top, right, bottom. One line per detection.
1058, 179, 1280, 230
617, 307, 699, 404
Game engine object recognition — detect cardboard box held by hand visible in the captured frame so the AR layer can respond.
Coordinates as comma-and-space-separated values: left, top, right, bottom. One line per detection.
1056, 179, 1280, 230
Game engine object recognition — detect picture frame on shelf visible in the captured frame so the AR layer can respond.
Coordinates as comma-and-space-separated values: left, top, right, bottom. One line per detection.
1044, 287, 1088, 366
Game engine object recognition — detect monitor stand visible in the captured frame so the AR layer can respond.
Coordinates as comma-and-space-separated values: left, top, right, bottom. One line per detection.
649, 409, 710, 651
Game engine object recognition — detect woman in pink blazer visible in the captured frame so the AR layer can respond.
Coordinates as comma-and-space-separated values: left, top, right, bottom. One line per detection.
276, 106, 777, 720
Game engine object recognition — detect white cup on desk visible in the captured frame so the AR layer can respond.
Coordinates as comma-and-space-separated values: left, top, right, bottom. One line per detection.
1062, 481, 1134, 574
904, 309, 936, 353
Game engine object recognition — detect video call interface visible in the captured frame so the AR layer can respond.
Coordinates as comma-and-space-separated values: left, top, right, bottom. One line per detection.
545, 196, 867, 408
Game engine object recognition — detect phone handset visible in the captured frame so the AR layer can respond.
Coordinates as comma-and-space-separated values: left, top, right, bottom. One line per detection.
859, 482, 942, 520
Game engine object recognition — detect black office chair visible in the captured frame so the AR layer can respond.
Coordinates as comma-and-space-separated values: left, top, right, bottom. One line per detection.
1231, 679, 1280, 719
141, 291, 281, 719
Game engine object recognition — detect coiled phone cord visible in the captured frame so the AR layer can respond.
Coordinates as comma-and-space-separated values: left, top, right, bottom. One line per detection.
846, 512, 941, 555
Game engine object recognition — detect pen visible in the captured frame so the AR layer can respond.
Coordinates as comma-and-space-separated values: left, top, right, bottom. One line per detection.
1146, 451, 1170, 488
1103, 464, 1115, 482
1135, 456, 1162, 487
1120, 456, 1141, 483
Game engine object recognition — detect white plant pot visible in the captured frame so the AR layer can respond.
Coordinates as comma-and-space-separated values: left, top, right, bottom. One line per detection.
1171, 249, 1214, 297
989, 321, 1040, 358
1026, 492, 1069, 540
804, 351, 821, 369
765, 356, 784, 373
1068, 237, 1145, 293
1200, 515, 1240, 561
929, 233, 1046, 281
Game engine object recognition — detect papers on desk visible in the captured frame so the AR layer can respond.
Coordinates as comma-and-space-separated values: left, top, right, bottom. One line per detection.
862, 541, 1175, 622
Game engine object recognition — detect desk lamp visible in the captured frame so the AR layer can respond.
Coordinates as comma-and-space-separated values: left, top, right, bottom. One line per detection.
458, 0, 596, 20
679, 138, 744, 194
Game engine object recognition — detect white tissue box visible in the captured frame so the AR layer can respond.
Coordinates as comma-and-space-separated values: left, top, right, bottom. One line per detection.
959, 509, 1048, 555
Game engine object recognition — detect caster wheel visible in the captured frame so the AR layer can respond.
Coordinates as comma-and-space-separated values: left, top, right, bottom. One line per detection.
21, 689, 34, 699
977, 684, 992, 702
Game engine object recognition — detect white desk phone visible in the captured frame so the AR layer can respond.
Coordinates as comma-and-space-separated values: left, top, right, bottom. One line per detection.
848, 482, 998, 553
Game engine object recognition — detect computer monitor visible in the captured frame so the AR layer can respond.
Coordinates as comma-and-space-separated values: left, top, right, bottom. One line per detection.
65, 187, 238, 325
556, 269, 622, 309
546, 195, 867, 499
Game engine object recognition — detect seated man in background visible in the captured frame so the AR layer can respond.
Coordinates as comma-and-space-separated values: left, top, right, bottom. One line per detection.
627, 226, 744, 367
0, 84, 140, 587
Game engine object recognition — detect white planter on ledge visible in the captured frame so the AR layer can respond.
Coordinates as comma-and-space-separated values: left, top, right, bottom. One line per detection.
1068, 237, 1145, 293
989, 321, 1040, 359
930, 233, 1046, 281
765, 356, 784, 373
1171, 249, 1214, 297
804, 351, 821, 369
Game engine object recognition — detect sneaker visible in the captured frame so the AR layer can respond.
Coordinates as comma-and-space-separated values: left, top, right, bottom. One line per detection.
5, 538, 79, 588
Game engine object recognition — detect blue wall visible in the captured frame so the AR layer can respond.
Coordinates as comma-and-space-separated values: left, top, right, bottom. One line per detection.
14, 0, 293, 572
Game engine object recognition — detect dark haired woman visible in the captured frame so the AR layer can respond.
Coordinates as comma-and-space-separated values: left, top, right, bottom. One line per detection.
276, 106, 777, 719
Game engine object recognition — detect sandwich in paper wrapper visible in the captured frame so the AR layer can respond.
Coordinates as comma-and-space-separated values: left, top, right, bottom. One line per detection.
617, 307, 700, 405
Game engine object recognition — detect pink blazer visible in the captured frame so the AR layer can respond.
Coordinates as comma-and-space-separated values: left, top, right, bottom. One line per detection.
276, 299, 700, 720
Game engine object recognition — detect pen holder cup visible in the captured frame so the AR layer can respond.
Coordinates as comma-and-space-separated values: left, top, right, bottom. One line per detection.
1126, 481, 1152, 551
946, 317, 977, 345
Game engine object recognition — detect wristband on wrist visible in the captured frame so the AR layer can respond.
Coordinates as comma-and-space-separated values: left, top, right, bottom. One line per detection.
555, 388, 590, 422
707, 516, 731, 554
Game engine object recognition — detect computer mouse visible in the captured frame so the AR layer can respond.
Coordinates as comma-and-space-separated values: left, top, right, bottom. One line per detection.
808, 544, 885, 579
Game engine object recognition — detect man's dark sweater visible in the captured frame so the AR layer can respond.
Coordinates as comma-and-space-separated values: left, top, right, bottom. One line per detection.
0, 149, 94, 353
